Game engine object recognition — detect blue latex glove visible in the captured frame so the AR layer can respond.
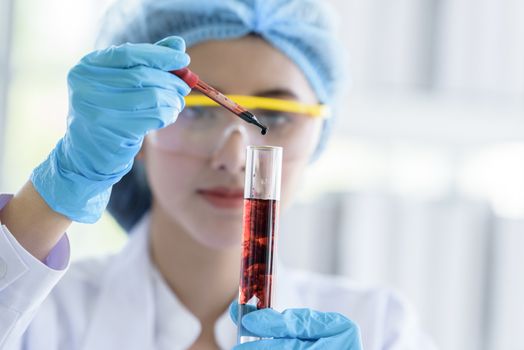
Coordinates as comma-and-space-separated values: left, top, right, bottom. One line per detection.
230, 302, 362, 350
30, 36, 190, 223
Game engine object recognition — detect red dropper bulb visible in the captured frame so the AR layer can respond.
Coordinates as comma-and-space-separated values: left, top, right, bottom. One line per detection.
172, 68, 200, 88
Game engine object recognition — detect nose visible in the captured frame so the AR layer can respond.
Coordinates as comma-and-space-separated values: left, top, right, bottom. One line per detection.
210, 128, 247, 174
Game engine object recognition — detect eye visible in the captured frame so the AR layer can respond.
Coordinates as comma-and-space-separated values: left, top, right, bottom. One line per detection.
179, 106, 214, 121
176, 107, 219, 130
255, 110, 294, 128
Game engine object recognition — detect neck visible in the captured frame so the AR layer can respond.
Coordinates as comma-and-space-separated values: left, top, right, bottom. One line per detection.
148, 201, 240, 324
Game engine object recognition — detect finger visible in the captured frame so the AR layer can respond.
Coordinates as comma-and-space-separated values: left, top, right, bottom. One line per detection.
242, 308, 355, 339
229, 300, 239, 325
155, 36, 186, 52
71, 100, 181, 134
81, 42, 190, 71
231, 301, 260, 339
70, 64, 191, 93
229, 301, 258, 326
70, 85, 185, 112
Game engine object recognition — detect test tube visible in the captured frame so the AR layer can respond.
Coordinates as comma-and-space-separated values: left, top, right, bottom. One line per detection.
237, 146, 283, 344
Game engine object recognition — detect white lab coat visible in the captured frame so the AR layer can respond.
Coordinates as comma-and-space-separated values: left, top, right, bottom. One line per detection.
0, 196, 436, 350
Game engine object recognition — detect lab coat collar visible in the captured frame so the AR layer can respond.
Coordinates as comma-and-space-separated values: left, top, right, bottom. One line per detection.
150, 263, 202, 349
81, 214, 239, 350
151, 262, 237, 349
81, 214, 298, 350
215, 307, 237, 348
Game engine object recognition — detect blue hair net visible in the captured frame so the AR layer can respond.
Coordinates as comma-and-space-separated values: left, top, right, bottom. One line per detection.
98, 0, 344, 104
99, 0, 347, 231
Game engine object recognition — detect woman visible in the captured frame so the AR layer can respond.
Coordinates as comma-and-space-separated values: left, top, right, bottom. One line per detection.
0, 0, 435, 349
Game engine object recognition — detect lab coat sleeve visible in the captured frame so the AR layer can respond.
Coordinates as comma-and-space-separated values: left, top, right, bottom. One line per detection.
0, 194, 70, 349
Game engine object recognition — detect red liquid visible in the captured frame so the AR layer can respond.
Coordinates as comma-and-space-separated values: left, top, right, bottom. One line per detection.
239, 198, 279, 309
171, 69, 267, 134
195, 80, 246, 115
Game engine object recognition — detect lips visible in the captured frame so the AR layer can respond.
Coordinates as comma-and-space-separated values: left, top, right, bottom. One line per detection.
197, 187, 245, 209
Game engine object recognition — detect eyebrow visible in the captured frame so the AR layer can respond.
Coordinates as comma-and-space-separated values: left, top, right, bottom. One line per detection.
254, 88, 299, 100
189, 87, 300, 100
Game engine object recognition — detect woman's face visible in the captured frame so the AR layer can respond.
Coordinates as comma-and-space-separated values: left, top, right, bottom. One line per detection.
144, 36, 323, 249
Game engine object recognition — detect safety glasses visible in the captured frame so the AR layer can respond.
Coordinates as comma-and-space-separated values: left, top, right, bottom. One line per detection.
184, 95, 329, 118
147, 95, 328, 160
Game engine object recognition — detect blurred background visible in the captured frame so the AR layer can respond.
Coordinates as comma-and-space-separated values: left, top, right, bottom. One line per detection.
0, 0, 523, 349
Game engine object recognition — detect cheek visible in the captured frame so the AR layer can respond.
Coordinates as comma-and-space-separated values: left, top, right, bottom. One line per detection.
280, 158, 307, 210
280, 119, 323, 207
144, 145, 203, 209
304, 119, 324, 155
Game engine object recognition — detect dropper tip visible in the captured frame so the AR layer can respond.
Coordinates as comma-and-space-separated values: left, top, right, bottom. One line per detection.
239, 111, 268, 135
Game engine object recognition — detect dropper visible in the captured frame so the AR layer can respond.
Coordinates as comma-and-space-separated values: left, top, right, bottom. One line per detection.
171, 68, 268, 135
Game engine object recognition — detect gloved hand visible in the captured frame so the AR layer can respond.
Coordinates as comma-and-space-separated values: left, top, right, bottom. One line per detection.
30, 36, 190, 223
230, 302, 362, 350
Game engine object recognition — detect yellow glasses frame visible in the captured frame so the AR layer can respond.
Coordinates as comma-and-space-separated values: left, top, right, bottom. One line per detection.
184, 95, 329, 119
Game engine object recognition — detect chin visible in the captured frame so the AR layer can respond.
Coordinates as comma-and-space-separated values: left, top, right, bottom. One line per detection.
191, 222, 243, 250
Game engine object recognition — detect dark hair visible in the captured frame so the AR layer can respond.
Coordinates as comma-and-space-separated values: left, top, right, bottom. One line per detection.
107, 160, 151, 232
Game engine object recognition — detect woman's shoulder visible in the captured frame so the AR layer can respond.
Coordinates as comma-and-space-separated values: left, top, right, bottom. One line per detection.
280, 267, 405, 305
52, 254, 129, 321
39, 225, 147, 323
61, 255, 115, 288
23, 254, 118, 347
41, 254, 116, 313
279, 267, 435, 349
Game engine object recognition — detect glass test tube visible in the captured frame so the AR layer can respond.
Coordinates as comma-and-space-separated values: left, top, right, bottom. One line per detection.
237, 146, 283, 344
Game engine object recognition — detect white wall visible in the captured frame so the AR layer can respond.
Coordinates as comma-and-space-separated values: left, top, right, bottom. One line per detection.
0, 0, 14, 183
280, 193, 524, 350
327, 0, 524, 142
328, 0, 524, 95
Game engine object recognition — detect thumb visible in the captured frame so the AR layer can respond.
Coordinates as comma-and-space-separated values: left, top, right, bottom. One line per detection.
229, 300, 258, 326
155, 36, 187, 52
